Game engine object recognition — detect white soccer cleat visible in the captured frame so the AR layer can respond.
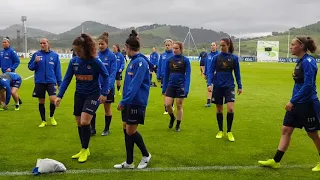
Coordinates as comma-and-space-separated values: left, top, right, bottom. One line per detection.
137, 153, 152, 169
114, 161, 135, 169
163, 111, 168, 115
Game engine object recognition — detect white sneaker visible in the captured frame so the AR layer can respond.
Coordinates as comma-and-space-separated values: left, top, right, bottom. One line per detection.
137, 153, 152, 169
114, 161, 135, 169
163, 111, 168, 115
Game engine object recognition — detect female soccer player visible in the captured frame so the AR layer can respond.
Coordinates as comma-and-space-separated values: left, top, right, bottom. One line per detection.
162, 41, 191, 132
55, 33, 109, 163
259, 36, 320, 171
90, 32, 117, 136
149, 47, 159, 87
199, 48, 207, 76
113, 44, 125, 96
0, 72, 22, 111
114, 30, 151, 169
157, 39, 174, 114
204, 42, 219, 107
28, 38, 62, 128
207, 37, 242, 142
0, 37, 20, 73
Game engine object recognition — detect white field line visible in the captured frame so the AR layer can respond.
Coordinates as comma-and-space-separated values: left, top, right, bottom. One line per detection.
23, 75, 34, 80
0, 164, 313, 176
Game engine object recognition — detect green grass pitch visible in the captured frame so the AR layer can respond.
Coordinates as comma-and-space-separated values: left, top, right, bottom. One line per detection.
1, 59, 320, 179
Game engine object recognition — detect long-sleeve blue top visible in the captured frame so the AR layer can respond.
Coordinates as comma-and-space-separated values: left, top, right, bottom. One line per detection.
0, 46, 20, 73
204, 51, 219, 76
58, 57, 109, 99
0, 72, 21, 105
207, 52, 242, 89
290, 54, 318, 104
120, 53, 150, 107
162, 54, 191, 96
28, 50, 62, 86
98, 48, 116, 93
157, 50, 173, 80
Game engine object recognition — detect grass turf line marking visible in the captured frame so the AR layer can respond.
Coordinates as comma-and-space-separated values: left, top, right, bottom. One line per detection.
0, 165, 313, 176
23, 75, 34, 80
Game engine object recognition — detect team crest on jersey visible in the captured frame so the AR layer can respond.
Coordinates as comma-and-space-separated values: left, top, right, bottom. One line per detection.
50, 57, 53, 60
130, 64, 133, 69
73, 63, 79, 71
105, 57, 108, 61
228, 58, 231, 61
139, 62, 142, 67
222, 62, 228, 67
87, 65, 91, 69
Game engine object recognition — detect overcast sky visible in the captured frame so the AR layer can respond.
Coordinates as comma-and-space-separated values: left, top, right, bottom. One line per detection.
1, 0, 319, 37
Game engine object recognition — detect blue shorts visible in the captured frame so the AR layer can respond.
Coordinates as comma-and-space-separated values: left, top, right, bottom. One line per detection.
116, 72, 122, 81
105, 88, 115, 104
121, 104, 146, 125
212, 87, 235, 105
200, 60, 205, 66
11, 77, 22, 88
165, 86, 187, 98
32, 83, 56, 98
73, 92, 100, 116
283, 100, 320, 132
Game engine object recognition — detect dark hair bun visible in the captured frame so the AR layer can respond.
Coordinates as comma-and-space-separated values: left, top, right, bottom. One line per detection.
130, 30, 138, 38
81, 33, 89, 38
103, 32, 109, 37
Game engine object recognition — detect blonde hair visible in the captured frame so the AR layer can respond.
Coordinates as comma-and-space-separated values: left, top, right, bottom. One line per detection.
164, 39, 173, 44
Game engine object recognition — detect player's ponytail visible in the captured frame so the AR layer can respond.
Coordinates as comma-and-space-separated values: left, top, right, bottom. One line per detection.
72, 33, 97, 60
296, 36, 317, 53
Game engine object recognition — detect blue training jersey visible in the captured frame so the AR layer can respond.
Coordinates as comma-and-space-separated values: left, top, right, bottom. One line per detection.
28, 50, 62, 86
0, 72, 21, 105
58, 57, 109, 99
120, 53, 150, 107
207, 52, 242, 89
98, 49, 117, 94
162, 54, 191, 96
290, 54, 318, 104
157, 50, 173, 80
199, 51, 207, 64
0, 47, 20, 73
204, 51, 219, 77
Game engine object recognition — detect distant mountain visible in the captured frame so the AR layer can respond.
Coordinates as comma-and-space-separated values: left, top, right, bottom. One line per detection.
139, 24, 231, 44
7, 20, 320, 57
57, 21, 120, 40
0, 24, 56, 39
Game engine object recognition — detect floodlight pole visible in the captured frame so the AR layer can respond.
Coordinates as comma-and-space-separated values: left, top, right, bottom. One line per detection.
21, 16, 27, 57
287, 30, 290, 58
238, 32, 241, 57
